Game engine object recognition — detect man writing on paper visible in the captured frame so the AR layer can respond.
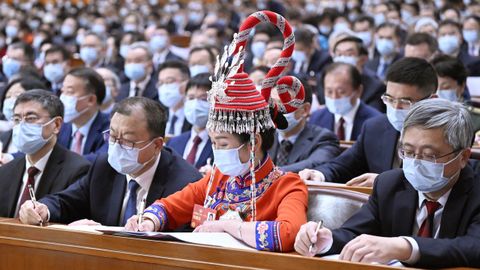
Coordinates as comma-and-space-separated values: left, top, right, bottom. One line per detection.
295, 99, 480, 268
300, 57, 437, 187
19, 97, 202, 226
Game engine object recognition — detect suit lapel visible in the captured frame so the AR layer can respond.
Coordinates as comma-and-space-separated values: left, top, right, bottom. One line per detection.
83, 113, 101, 154
4, 158, 26, 217
392, 179, 418, 236
439, 167, 473, 238
380, 120, 399, 169
352, 103, 365, 139
36, 144, 64, 199
289, 127, 312, 162
196, 138, 213, 168
106, 173, 127, 225
326, 112, 335, 132
146, 151, 169, 205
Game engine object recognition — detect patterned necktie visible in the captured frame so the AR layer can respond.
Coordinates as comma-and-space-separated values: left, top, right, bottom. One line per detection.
417, 200, 441, 238
16, 166, 40, 217
337, 117, 345, 141
73, 130, 84, 155
186, 136, 202, 165
276, 140, 293, 166
122, 180, 140, 225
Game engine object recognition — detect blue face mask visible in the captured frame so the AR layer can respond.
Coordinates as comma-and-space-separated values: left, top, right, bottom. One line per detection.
119, 45, 130, 59
402, 152, 461, 193
80, 47, 99, 65
61, 25, 75, 37
333, 55, 358, 66
463, 30, 479, 43
213, 144, 250, 177
107, 140, 156, 175
355, 31, 372, 47
43, 63, 65, 83
437, 89, 458, 102
325, 95, 354, 116
189, 65, 210, 77
2, 97, 15, 121
5, 25, 18, 38
124, 63, 147, 82
439, 35, 460, 54
2, 58, 22, 79
251, 41, 266, 59
386, 105, 409, 132
91, 24, 106, 35
12, 118, 56, 154
158, 83, 183, 108
60, 94, 89, 123
281, 111, 302, 134
374, 13, 386, 26
184, 99, 210, 128
375, 38, 395, 56
149, 35, 168, 52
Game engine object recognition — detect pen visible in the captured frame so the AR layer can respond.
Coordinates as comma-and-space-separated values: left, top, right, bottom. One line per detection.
309, 220, 323, 254
137, 198, 146, 231
28, 184, 43, 226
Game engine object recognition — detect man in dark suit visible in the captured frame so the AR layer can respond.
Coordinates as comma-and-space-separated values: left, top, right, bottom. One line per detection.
365, 23, 403, 81
301, 58, 438, 187
58, 67, 109, 162
116, 42, 159, 102
148, 26, 183, 74
291, 27, 332, 77
19, 97, 202, 226
269, 83, 340, 173
0, 90, 90, 218
295, 99, 480, 268
166, 74, 213, 169
309, 63, 381, 141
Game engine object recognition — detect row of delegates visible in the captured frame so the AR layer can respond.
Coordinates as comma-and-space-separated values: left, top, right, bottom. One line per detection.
300, 57, 438, 187
18, 97, 202, 226
295, 98, 480, 268
0, 90, 90, 218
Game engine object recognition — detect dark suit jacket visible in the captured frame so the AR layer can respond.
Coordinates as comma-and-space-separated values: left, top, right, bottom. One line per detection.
166, 131, 213, 169
40, 147, 203, 226
268, 124, 341, 173
362, 68, 386, 112
315, 114, 399, 182
308, 49, 332, 74
58, 112, 110, 162
0, 143, 90, 217
364, 53, 402, 76
0, 129, 12, 152
116, 74, 159, 102
309, 102, 381, 141
325, 166, 480, 268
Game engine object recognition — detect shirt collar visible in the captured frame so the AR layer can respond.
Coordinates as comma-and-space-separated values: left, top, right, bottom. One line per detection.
26, 147, 54, 172
126, 151, 161, 192
72, 111, 98, 138
129, 74, 151, 90
334, 98, 361, 124
169, 107, 185, 118
191, 128, 209, 142
277, 130, 300, 144
417, 189, 452, 210
234, 155, 274, 187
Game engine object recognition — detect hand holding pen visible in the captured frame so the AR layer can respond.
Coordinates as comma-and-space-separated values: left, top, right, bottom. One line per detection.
27, 184, 43, 226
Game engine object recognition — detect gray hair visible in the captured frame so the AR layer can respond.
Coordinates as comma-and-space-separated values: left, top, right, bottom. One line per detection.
128, 41, 153, 59
96, 67, 121, 90
402, 99, 473, 150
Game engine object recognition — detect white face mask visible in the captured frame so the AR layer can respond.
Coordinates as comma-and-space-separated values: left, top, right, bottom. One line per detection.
184, 99, 209, 128
189, 65, 210, 77
158, 83, 183, 108
386, 104, 409, 132
107, 140, 156, 175
281, 111, 301, 134
213, 144, 250, 176
437, 89, 458, 102
60, 94, 90, 123
12, 118, 56, 154
2, 97, 15, 121
403, 152, 462, 193
325, 95, 354, 116
333, 55, 358, 66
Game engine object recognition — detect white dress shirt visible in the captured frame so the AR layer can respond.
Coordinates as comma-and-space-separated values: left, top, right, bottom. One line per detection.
128, 74, 151, 97
14, 148, 54, 215
120, 152, 161, 225
70, 111, 98, 154
153, 50, 169, 67
165, 108, 185, 136
277, 130, 301, 145
183, 128, 209, 163
334, 98, 360, 141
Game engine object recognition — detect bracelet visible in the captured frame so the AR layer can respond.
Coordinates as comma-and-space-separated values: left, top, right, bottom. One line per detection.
237, 222, 243, 240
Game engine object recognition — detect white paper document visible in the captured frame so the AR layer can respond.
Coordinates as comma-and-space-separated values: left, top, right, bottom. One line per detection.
321, 254, 405, 267
48, 224, 125, 234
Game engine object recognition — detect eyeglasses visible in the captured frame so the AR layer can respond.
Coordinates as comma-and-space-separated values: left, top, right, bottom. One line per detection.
398, 148, 461, 163
12, 115, 51, 125
381, 94, 430, 109
102, 130, 151, 150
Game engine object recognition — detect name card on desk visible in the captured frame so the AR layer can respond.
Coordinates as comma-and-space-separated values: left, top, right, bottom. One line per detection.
99, 230, 255, 251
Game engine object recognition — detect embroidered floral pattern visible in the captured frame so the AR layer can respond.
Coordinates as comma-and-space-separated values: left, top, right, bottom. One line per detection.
144, 203, 168, 231
256, 221, 280, 251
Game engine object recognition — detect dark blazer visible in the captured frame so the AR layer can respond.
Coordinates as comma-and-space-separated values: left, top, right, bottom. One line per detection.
166, 131, 213, 169
268, 124, 341, 173
309, 102, 381, 141
58, 112, 110, 162
0, 143, 90, 217
362, 68, 386, 112
315, 114, 399, 182
116, 74, 159, 102
308, 49, 332, 74
40, 147, 203, 226
324, 166, 480, 268
364, 53, 402, 76
0, 129, 12, 153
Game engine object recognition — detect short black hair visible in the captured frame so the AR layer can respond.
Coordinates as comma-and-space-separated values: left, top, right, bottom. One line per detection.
464, 15, 480, 26
15, 89, 64, 118
431, 54, 468, 86
439, 20, 462, 32
158, 60, 190, 79
294, 27, 315, 46
186, 73, 212, 93
333, 36, 364, 55
189, 46, 216, 66
112, 97, 167, 138
8, 41, 35, 63
376, 22, 402, 39
322, 62, 362, 90
67, 67, 106, 104
0, 76, 47, 107
406, 32, 438, 54
45, 45, 71, 62
300, 78, 312, 104
237, 127, 276, 154
385, 57, 438, 96
353, 15, 374, 28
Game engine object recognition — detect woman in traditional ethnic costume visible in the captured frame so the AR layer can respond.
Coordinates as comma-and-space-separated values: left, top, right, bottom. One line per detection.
125, 10, 309, 252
